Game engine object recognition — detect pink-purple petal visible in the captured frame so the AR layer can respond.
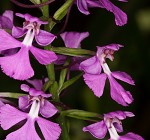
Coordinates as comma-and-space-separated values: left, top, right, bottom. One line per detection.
108, 76, 133, 106
83, 121, 107, 139
0, 47, 34, 80
60, 31, 89, 48
76, 0, 90, 15
12, 26, 27, 38
112, 71, 135, 85
0, 104, 27, 130
19, 95, 30, 110
2, 10, 14, 24
30, 46, 58, 65
54, 55, 67, 65
120, 132, 144, 140
6, 118, 41, 140
40, 100, 58, 118
98, 0, 127, 26
86, 0, 101, 8
21, 84, 30, 92
35, 30, 56, 46
113, 122, 123, 133
0, 29, 21, 51
37, 117, 61, 140
0, 16, 12, 29
26, 79, 44, 90
104, 111, 127, 120
83, 73, 107, 97
80, 56, 101, 74
16, 13, 48, 25
0, 10, 13, 29
124, 111, 135, 118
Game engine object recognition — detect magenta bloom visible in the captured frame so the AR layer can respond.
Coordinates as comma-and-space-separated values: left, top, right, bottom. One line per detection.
76, 0, 127, 26
0, 81, 61, 140
19, 79, 58, 118
0, 104, 61, 140
60, 31, 89, 49
55, 31, 89, 70
0, 27, 57, 80
12, 13, 56, 46
83, 111, 144, 140
80, 44, 134, 106
0, 10, 13, 29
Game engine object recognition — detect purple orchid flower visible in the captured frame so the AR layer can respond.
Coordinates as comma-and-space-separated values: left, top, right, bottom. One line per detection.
0, 82, 61, 140
0, 104, 61, 140
0, 25, 57, 80
12, 13, 56, 46
60, 31, 89, 49
55, 31, 89, 71
83, 111, 144, 140
79, 44, 134, 106
0, 10, 13, 29
76, 0, 127, 26
19, 78, 57, 118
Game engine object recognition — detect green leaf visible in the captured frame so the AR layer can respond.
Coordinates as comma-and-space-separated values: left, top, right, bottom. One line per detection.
61, 109, 103, 121
60, 73, 83, 92
42, 80, 54, 92
49, 81, 59, 101
49, 0, 74, 30
0, 92, 25, 99
58, 58, 70, 91
53, 0, 73, 20
51, 47, 95, 57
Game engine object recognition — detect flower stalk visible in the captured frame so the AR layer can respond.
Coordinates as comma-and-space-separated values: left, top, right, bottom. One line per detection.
41, 0, 72, 139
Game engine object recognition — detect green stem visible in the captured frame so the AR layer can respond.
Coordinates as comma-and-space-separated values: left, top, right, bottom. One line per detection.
58, 115, 70, 140
41, 1, 70, 139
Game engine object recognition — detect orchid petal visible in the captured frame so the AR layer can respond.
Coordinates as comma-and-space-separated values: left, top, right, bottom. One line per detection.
120, 132, 144, 140
60, 32, 89, 48
80, 56, 101, 74
37, 117, 61, 140
6, 118, 40, 140
108, 76, 133, 106
19, 95, 30, 110
98, 0, 127, 26
0, 104, 27, 130
35, 30, 56, 46
12, 26, 27, 38
76, 0, 90, 15
30, 46, 57, 65
0, 47, 34, 80
83, 121, 107, 139
112, 71, 135, 85
0, 10, 13, 29
0, 29, 21, 51
40, 100, 58, 118
83, 73, 107, 97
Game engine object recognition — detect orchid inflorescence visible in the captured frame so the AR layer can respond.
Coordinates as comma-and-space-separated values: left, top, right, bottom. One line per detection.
0, 0, 144, 140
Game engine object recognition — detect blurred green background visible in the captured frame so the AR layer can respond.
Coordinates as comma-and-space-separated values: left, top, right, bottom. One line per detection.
0, 0, 150, 139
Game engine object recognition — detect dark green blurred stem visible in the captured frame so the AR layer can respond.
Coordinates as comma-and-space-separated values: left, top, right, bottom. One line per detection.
41, 1, 70, 139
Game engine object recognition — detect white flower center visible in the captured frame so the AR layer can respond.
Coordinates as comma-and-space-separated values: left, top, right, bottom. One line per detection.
22, 29, 35, 47
108, 124, 120, 140
102, 63, 111, 75
105, 118, 120, 140
28, 99, 40, 119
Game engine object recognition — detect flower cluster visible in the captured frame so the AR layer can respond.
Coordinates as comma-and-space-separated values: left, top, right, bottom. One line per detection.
0, 0, 144, 140
0, 79, 61, 140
